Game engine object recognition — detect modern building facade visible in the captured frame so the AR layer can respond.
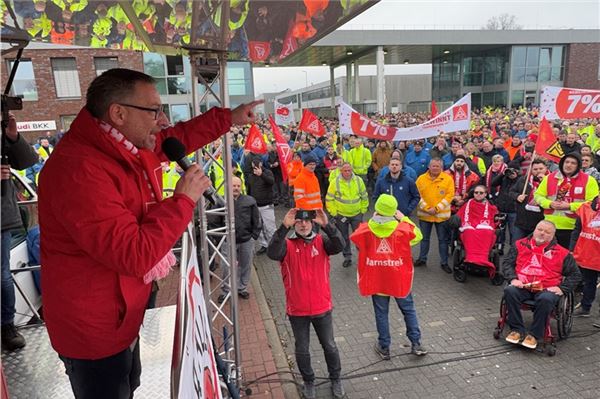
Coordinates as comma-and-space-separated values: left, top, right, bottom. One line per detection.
1, 43, 254, 143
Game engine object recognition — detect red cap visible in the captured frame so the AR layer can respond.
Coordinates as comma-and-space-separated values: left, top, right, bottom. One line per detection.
527, 133, 538, 143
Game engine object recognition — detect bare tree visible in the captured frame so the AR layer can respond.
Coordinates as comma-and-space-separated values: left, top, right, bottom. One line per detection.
483, 14, 523, 30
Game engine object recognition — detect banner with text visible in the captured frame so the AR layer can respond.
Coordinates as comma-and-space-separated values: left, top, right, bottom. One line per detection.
274, 100, 295, 126
540, 86, 600, 120
338, 93, 471, 141
177, 227, 222, 399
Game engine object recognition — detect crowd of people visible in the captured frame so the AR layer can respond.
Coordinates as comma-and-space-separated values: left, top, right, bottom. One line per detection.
3, 68, 600, 399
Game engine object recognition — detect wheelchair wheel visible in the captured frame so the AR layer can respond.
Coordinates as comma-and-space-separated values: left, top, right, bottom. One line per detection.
493, 326, 502, 340
491, 273, 504, 286
453, 268, 467, 283
452, 246, 463, 270
546, 345, 556, 357
557, 291, 575, 340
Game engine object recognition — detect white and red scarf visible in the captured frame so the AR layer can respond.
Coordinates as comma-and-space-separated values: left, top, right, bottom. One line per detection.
485, 162, 507, 193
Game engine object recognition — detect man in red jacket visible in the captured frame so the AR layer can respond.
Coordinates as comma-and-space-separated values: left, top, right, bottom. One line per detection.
38, 68, 261, 398
266, 208, 345, 399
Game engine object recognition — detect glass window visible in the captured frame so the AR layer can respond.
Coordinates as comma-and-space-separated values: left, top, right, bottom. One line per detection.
7, 59, 38, 101
167, 77, 191, 95
60, 115, 76, 131
539, 67, 551, 82
464, 73, 482, 86
170, 104, 190, 123
155, 78, 168, 95
551, 46, 564, 68
161, 104, 170, 121
526, 47, 539, 68
482, 92, 494, 107
51, 58, 81, 98
166, 55, 184, 75
143, 53, 165, 77
512, 47, 527, 68
512, 67, 526, 83
525, 67, 538, 83
551, 67, 564, 81
539, 48, 551, 67
94, 57, 119, 76
511, 90, 524, 107
495, 91, 507, 107
227, 62, 251, 96
471, 93, 482, 109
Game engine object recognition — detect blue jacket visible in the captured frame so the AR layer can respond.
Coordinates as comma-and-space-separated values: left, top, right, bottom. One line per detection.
373, 171, 420, 215
378, 165, 417, 182
404, 149, 431, 176
442, 152, 455, 170
310, 145, 327, 167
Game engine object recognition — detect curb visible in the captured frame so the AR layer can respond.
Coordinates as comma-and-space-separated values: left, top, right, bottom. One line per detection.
250, 264, 301, 399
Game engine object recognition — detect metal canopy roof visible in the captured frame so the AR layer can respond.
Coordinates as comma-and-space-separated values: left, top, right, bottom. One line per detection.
277, 28, 600, 67
1, 0, 379, 63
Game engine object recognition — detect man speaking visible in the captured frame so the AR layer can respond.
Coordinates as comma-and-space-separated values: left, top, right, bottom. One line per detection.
38, 68, 261, 398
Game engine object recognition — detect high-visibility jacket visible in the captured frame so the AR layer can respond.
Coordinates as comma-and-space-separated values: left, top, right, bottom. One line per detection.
293, 167, 322, 210
573, 202, 600, 271
535, 171, 599, 230
345, 145, 372, 175
470, 155, 486, 176
37, 146, 53, 162
326, 173, 368, 217
162, 162, 180, 198
287, 160, 303, 187
415, 172, 455, 222
212, 158, 245, 196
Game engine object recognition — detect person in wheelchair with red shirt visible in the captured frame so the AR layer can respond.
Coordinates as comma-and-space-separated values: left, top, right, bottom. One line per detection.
501, 220, 581, 349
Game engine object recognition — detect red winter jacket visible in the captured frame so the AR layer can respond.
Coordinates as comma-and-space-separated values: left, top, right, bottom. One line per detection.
266, 223, 344, 316
39, 107, 231, 359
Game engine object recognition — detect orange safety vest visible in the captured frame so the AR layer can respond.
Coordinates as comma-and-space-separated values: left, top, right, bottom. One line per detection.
287, 160, 303, 187
573, 202, 600, 271
293, 167, 322, 210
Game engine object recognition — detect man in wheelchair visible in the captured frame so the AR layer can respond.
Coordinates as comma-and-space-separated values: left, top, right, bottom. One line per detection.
501, 220, 581, 349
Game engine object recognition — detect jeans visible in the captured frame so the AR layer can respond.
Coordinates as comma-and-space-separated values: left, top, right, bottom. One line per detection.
334, 214, 362, 259
288, 311, 341, 382
221, 239, 255, 294
504, 285, 559, 339
257, 204, 276, 249
59, 339, 141, 399
417, 220, 449, 265
1, 231, 16, 325
372, 294, 422, 349
580, 268, 599, 311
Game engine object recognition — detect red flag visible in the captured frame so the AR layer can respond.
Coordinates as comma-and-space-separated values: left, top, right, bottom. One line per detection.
244, 124, 267, 154
491, 125, 498, 139
269, 116, 292, 182
248, 41, 271, 62
298, 109, 325, 137
431, 100, 438, 118
535, 117, 564, 163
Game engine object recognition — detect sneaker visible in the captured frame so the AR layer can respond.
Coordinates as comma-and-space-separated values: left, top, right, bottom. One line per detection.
374, 343, 390, 360
302, 381, 316, 399
441, 263, 452, 274
238, 291, 250, 300
342, 259, 352, 268
256, 246, 267, 256
574, 307, 591, 317
1, 323, 26, 351
217, 294, 227, 304
505, 330, 522, 344
414, 259, 427, 267
410, 343, 428, 356
331, 379, 346, 398
521, 334, 537, 349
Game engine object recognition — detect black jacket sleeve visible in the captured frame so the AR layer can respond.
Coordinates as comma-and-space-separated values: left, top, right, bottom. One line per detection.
559, 253, 582, 293
250, 202, 262, 240
6, 134, 39, 169
267, 224, 289, 261
509, 177, 526, 201
501, 244, 518, 281
569, 217, 582, 251
261, 168, 275, 185
491, 173, 504, 189
321, 222, 345, 256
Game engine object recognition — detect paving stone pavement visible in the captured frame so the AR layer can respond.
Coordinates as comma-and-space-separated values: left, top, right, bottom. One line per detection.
254, 207, 600, 399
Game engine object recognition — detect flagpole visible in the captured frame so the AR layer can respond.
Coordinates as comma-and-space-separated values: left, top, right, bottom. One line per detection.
521, 151, 536, 196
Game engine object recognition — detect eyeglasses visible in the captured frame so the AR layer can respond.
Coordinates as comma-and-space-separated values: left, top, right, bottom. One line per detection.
474, 191, 486, 194
117, 103, 163, 120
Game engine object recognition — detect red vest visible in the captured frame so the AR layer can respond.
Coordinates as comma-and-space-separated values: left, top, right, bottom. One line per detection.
543, 171, 589, 218
573, 202, 600, 271
514, 238, 568, 288
281, 235, 332, 316
351, 222, 415, 298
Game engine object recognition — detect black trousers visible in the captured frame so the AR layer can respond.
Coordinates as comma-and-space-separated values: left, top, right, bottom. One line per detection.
59, 339, 141, 399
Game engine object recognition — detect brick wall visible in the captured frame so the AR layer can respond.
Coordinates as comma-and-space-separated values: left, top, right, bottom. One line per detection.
1, 48, 143, 143
564, 43, 600, 90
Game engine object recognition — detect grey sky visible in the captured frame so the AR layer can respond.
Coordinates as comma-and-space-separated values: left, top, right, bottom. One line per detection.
253, 0, 599, 96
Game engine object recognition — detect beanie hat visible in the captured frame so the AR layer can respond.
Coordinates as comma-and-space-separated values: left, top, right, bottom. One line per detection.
303, 153, 318, 166
374, 194, 398, 217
